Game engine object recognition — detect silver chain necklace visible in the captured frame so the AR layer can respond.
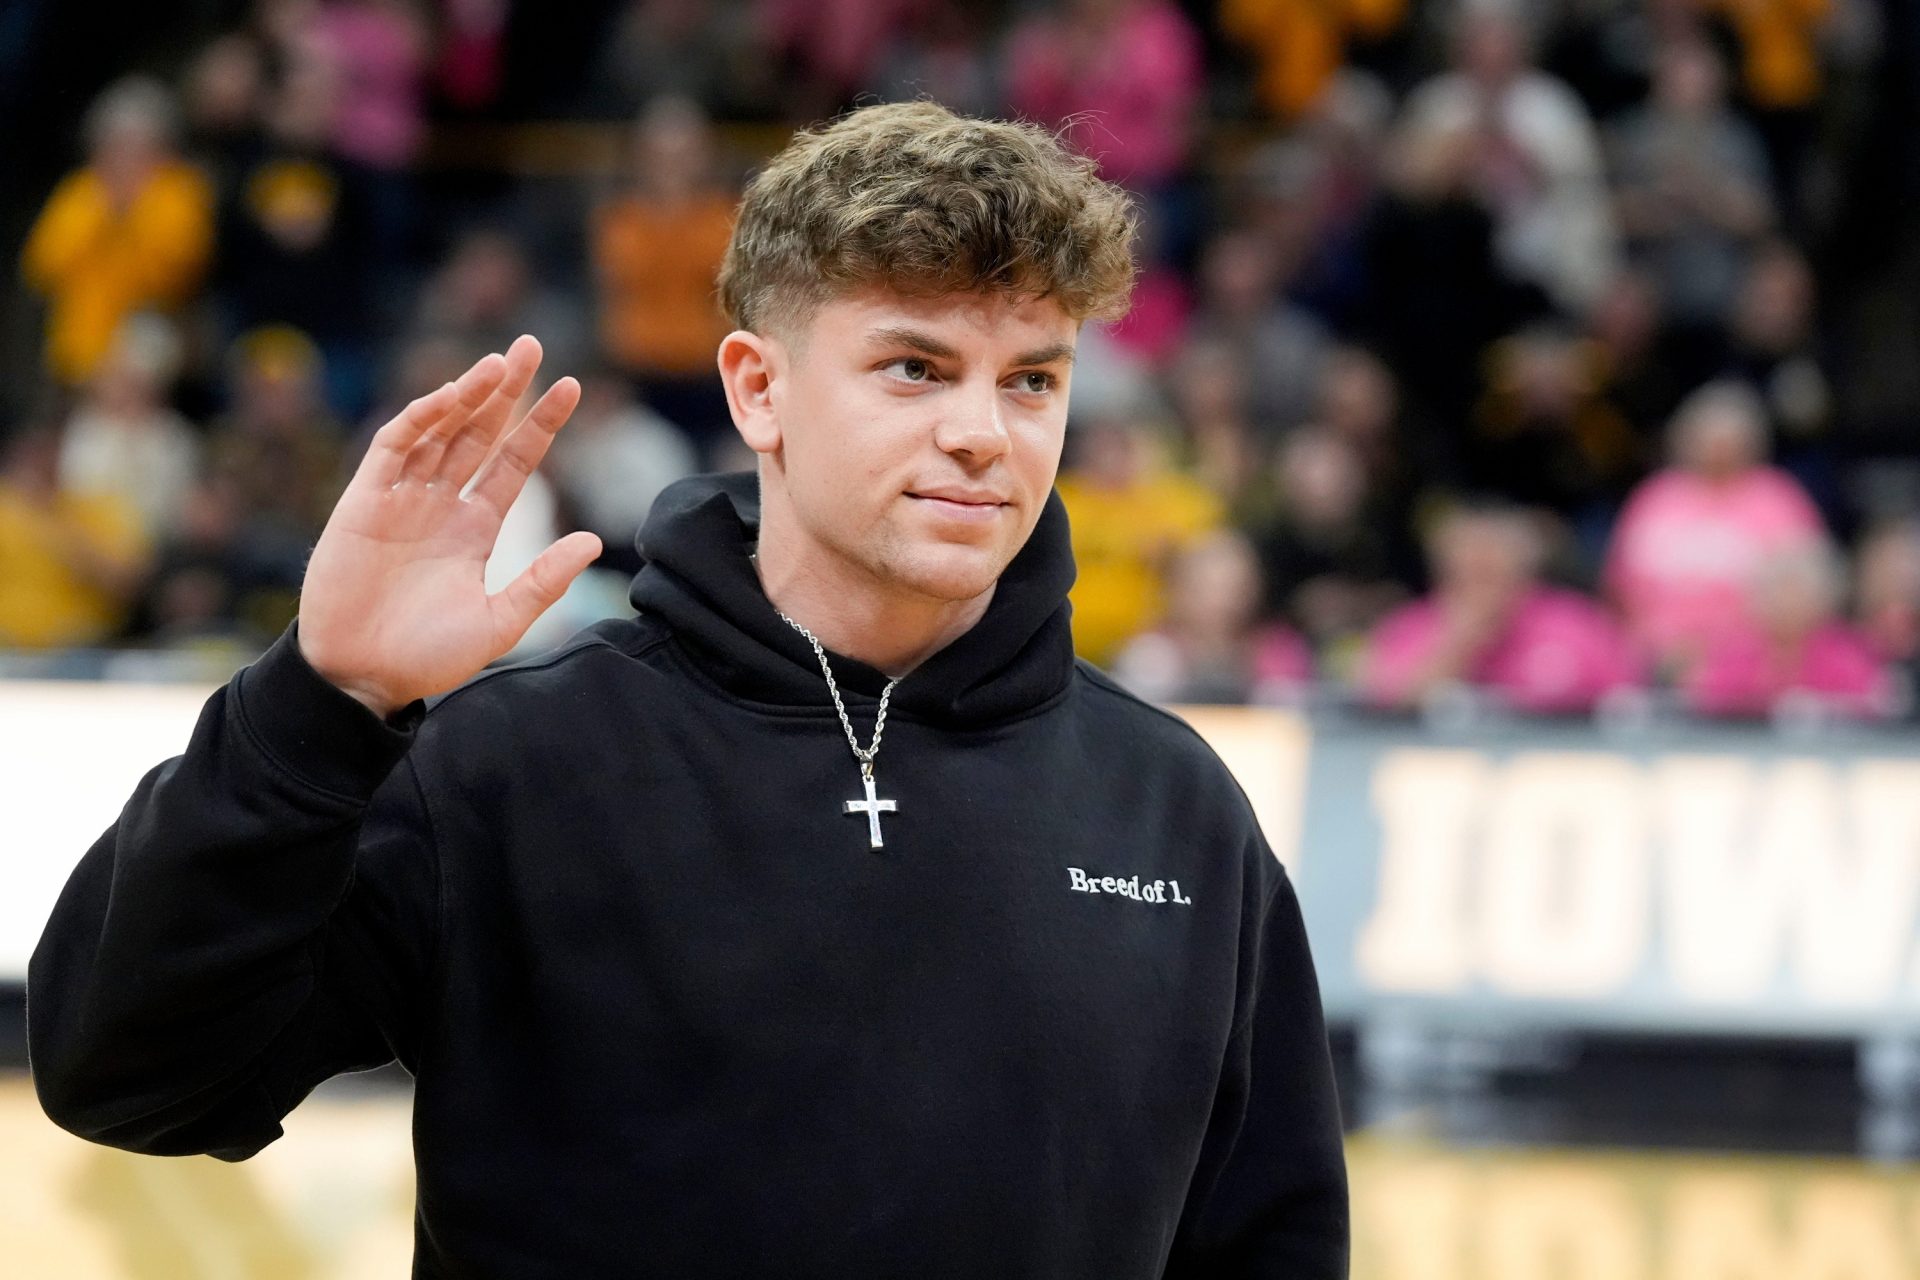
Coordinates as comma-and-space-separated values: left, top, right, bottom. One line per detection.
774, 607, 903, 851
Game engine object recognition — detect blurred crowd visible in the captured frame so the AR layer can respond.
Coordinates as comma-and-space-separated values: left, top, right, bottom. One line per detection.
5, 0, 1917, 726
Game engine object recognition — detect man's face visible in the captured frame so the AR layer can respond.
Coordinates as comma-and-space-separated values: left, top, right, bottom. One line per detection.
749, 287, 1078, 605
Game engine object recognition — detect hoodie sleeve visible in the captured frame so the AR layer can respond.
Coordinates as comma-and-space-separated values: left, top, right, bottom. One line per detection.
27, 623, 440, 1162
1164, 844, 1350, 1278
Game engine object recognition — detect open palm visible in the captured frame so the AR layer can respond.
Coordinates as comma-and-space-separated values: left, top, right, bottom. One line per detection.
298, 336, 603, 718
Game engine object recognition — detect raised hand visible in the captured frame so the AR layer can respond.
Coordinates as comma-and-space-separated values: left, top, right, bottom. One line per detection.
296, 335, 603, 718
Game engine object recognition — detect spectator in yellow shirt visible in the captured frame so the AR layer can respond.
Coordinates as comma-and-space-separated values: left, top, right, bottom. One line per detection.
1221, 0, 1407, 122
0, 425, 151, 650
1055, 413, 1224, 667
1698, 0, 1833, 231
591, 96, 739, 446
20, 78, 215, 386
1702, 0, 1830, 111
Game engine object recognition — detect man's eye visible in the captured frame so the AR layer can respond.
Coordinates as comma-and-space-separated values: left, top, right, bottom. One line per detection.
1016, 371, 1056, 394
888, 358, 933, 382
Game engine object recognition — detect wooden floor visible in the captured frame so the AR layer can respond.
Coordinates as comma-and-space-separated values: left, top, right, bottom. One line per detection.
5, 1075, 1918, 1278
2, 1076, 414, 1278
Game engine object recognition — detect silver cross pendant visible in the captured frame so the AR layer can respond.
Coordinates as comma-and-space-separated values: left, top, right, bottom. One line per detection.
844, 766, 898, 850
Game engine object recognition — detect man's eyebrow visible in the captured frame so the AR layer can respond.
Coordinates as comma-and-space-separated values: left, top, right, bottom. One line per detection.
864, 328, 1076, 368
865, 327, 961, 360
1011, 342, 1076, 368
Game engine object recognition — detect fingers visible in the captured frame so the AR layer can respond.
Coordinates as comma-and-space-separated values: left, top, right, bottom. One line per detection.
488, 529, 604, 658
368, 353, 507, 488
418, 335, 545, 488
464, 376, 582, 518
361, 380, 459, 488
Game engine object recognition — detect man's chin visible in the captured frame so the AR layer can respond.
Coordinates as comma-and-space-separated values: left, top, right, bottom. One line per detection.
884, 545, 1009, 604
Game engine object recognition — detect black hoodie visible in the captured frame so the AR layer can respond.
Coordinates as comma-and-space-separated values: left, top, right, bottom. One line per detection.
28, 473, 1349, 1277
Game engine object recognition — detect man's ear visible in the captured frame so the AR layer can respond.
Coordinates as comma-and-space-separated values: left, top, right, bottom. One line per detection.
718, 329, 782, 456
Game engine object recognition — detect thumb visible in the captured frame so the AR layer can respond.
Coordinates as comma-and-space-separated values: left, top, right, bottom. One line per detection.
488, 530, 604, 657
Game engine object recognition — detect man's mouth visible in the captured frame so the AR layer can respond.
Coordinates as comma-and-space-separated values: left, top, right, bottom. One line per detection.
908, 491, 1008, 522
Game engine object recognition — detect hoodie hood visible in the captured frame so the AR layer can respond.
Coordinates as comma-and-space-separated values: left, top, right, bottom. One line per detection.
628, 472, 1078, 727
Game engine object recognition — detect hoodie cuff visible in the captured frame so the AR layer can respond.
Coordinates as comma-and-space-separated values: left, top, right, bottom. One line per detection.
232, 622, 424, 803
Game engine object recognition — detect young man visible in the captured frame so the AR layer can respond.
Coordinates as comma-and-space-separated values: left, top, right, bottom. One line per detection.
30, 102, 1349, 1277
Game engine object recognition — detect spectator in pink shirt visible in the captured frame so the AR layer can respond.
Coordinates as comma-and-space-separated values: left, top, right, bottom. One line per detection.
1685, 541, 1895, 719
1362, 506, 1640, 714
310, 0, 431, 171
1605, 381, 1825, 673
1857, 519, 1920, 670
1004, 0, 1203, 190
1113, 530, 1312, 705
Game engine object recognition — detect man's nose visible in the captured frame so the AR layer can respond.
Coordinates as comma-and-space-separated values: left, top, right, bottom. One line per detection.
937, 382, 1012, 462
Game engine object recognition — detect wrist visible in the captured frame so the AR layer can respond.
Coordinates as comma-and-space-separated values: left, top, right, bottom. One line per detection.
334, 679, 406, 723
294, 632, 404, 721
